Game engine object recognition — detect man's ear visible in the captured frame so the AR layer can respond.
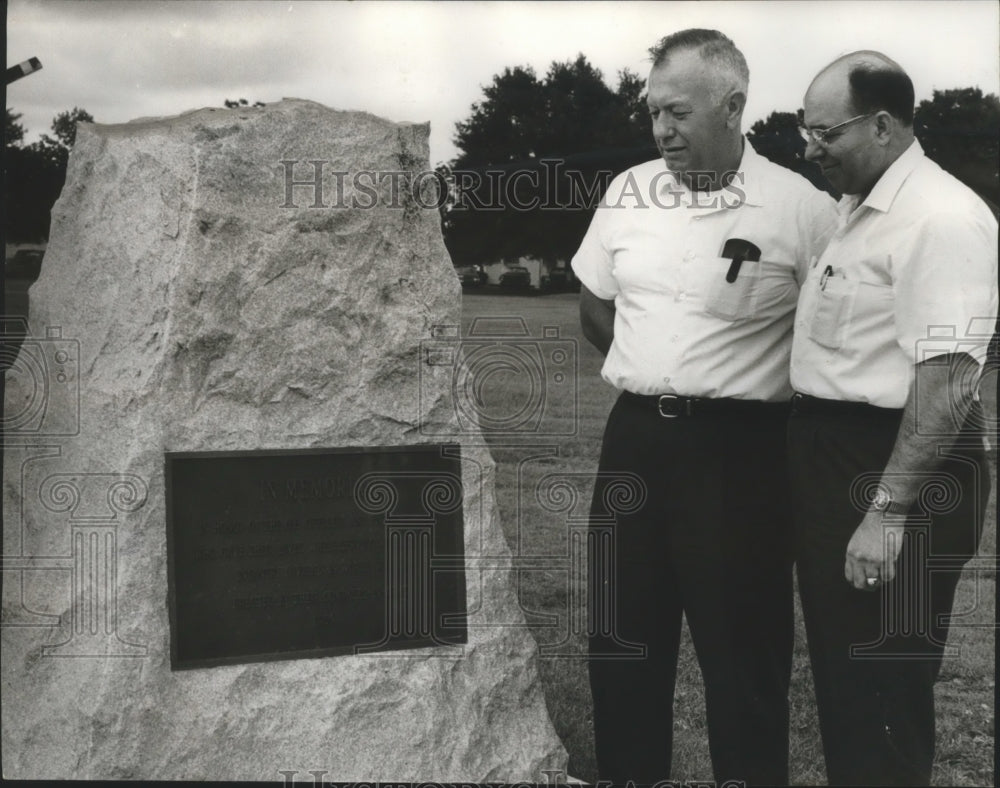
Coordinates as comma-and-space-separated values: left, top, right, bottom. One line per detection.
873, 110, 894, 145
725, 90, 747, 128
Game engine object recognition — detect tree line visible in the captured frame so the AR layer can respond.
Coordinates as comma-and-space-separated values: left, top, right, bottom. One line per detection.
441, 55, 1000, 266
5, 65, 998, 259
3, 99, 257, 244
5, 107, 94, 243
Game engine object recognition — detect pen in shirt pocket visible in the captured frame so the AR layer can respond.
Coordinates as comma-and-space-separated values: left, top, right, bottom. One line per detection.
819, 264, 843, 291
720, 238, 762, 283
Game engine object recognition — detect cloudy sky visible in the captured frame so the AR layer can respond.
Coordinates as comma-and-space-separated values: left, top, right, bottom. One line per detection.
7, 0, 999, 166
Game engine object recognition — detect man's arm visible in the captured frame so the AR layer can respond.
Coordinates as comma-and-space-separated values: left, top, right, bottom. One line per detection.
579, 284, 616, 356
844, 352, 980, 589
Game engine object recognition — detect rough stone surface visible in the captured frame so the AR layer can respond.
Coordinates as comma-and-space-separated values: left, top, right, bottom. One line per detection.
2, 99, 568, 780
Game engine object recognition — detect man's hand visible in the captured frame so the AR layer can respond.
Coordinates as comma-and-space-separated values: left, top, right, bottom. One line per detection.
845, 511, 905, 590
843, 352, 981, 591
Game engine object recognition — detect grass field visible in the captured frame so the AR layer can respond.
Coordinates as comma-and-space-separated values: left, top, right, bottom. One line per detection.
459, 291, 997, 786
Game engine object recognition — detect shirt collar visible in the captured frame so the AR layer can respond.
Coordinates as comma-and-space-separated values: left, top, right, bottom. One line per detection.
843, 138, 924, 215
656, 136, 764, 208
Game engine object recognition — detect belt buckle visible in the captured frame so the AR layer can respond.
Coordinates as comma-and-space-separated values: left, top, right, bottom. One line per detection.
658, 394, 683, 418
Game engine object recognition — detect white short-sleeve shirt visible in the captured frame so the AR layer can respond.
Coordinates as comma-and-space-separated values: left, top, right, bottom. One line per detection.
791, 140, 999, 409
572, 140, 839, 401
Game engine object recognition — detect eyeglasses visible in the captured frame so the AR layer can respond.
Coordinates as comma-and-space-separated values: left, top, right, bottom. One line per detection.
798, 112, 877, 145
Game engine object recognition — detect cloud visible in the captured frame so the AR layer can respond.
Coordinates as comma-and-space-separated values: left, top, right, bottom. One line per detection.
7, 0, 999, 165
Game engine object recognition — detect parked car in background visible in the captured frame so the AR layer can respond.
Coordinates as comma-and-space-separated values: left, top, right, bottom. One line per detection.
540, 267, 569, 291
499, 265, 531, 289
455, 264, 487, 287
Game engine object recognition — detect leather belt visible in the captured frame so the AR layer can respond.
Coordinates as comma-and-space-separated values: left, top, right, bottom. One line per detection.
622, 391, 789, 418
790, 392, 902, 417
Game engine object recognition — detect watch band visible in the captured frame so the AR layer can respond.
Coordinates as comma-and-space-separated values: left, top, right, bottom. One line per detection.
871, 488, 911, 517
882, 499, 911, 516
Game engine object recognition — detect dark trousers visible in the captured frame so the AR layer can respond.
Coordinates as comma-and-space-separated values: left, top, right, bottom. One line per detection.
588, 393, 794, 786
788, 405, 989, 786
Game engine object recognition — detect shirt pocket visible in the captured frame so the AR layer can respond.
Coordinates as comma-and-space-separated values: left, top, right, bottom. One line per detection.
807, 275, 858, 350
703, 257, 760, 321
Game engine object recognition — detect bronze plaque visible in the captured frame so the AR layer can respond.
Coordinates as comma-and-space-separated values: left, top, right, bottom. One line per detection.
165, 444, 467, 669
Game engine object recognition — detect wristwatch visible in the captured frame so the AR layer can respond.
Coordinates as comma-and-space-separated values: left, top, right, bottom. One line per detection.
870, 488, 911, 516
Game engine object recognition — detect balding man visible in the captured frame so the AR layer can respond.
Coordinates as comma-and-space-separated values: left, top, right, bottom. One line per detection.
791, 52, 998, 785
572, 29, 837, 784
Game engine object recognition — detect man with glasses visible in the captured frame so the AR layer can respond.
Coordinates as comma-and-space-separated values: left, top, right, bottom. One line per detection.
790, 51, 997, 785
572, 29, 837, 785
